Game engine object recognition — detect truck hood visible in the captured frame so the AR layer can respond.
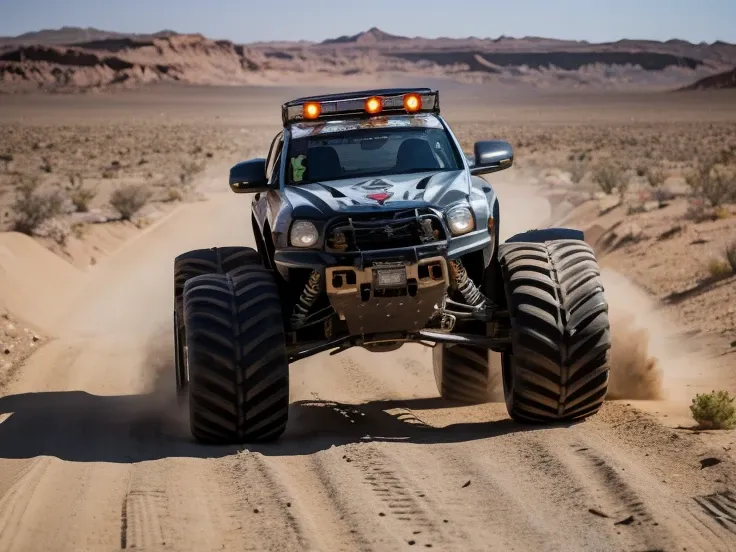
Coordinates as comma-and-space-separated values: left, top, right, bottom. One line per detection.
284, 170, 471, 218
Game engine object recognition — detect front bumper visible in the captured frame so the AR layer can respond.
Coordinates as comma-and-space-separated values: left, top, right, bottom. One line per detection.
273, 228, 493, 278
325, 256, 448, 335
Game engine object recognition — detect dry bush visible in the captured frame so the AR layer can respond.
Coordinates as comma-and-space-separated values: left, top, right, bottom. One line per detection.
645, 165, 668, 189
726, 241, 736, 272
685, 198, 709, 222
690, 390, 736, 430
179, 160, 204, 190
11, 174, 66, 235
39, 156, 53, 173
0, 153, 13, 172
164, 160, 205, 203
593, 163, 627, 196
109, 184, 153, 220
686, 159, 736, 208
707, 258, 733, 279
567, 157, 589, 185
66, 173, 98, 213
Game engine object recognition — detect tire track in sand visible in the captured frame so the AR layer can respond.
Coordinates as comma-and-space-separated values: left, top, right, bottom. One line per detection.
0, 459, 50, 552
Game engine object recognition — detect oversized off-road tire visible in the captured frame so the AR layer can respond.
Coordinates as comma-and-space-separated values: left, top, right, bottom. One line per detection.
499, 239, 611, 423
432, 344, 491, 403
173, 247, 262, 392
183, 266, 289, 443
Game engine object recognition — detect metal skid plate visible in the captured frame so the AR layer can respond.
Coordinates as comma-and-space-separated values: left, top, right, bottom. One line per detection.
325, 257, 448, 335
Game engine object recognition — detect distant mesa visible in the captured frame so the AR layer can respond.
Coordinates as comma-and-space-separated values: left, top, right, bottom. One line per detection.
0, 26, 179, 46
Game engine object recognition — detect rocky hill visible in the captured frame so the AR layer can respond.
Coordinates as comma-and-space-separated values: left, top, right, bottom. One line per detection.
680, 66, 736, 90
1, 27, 735, 92
0, 26, 178, 46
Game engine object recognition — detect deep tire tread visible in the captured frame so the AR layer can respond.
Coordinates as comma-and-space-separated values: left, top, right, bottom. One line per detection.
432, 344, 490, 404
184, 267, 289, 444
499, 239, 611, 423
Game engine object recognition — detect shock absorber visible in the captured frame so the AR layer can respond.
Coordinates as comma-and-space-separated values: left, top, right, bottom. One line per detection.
449, 259, 485, 307
290, 270, 321, 328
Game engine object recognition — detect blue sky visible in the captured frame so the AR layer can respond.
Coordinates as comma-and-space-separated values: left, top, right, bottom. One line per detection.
1, 0, 734, 43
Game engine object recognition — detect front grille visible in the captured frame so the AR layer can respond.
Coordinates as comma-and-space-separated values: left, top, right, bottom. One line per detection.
325, 208, 446, 252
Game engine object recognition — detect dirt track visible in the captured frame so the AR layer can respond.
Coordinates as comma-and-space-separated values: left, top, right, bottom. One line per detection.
0, 171, 734, 551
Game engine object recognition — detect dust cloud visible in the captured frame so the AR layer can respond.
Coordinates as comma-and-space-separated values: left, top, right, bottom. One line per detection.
601, 268, 698, 402
135, 326, 190, 438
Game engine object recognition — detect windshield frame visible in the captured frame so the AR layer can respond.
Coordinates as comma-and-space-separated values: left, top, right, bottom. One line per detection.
281, 114, 467, 187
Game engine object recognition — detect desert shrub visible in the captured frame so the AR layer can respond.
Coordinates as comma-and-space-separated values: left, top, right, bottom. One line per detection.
11, 175, 66, 235
685, 198, 709, 222
109, 184, 153, 220
71, 222, 88, 239
36, 218, 71, 246
707, 258, 732, 279
166, 186, 185, 202
40, 156, 53, 173
568, 159, 588, 185
179, 160, 204, 190
593, 163, 626, 196
67, 173, 97, 212
726, 241, 736, 272
645, 165, 667, 189
686, 159, 736, 207
0, 153, 13, 171
690, 390, 736, 429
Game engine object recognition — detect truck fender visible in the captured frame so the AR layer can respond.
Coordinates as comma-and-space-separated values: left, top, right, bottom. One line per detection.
503, 227, 584, 244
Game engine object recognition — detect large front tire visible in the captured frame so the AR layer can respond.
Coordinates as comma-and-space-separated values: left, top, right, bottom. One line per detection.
499, 239, 611, 423
183, 266, 289, 443
173, 247, 262, 392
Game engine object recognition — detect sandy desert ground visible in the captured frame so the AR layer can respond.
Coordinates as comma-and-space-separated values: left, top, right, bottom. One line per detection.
0, 82, 735, 551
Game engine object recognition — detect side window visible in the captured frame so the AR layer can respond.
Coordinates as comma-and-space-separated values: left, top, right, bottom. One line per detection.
268, 141, 284, 185
265, 132, 283, 182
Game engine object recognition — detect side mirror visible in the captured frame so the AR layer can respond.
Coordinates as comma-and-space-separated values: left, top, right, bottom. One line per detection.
229, 158, 269, 193
470, 140, 514, 176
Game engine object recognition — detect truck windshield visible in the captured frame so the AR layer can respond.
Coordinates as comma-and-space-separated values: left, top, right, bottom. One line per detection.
285, 127, 463, 185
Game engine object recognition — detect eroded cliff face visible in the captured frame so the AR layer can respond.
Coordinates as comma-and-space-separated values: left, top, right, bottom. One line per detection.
1, 28, 734, 92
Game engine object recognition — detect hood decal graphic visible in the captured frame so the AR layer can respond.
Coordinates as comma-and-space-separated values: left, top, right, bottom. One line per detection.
366, 191, 393, 205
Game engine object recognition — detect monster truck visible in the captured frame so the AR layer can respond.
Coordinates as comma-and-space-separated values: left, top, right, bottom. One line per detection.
173, 88, 612, 444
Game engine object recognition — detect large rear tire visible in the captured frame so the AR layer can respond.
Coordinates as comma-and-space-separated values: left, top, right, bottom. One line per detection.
499, 239, 611, 423
173, 247, 261, 392
432, 203, 502, 404
183, 266, 289, 443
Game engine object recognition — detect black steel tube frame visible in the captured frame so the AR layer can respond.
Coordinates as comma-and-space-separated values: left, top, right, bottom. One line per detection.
287, 330, 510, 362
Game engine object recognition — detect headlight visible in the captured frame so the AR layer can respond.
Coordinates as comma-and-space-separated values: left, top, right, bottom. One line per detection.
290, 220, 319, 247
446, 206, 475, 236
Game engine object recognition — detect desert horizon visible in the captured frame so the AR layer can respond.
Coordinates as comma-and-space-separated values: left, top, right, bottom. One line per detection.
2, 24, 735, 94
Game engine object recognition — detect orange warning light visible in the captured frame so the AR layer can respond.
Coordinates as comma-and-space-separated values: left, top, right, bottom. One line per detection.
403, 93, 422, 112
303, 102, 322, 119
364, 96, 383, 114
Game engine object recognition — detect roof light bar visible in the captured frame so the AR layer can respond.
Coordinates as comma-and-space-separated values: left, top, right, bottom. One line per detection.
281, 88, 440, 125
303, 102, 321, 119
364, 96, 383, 114
403, 93, 422, 112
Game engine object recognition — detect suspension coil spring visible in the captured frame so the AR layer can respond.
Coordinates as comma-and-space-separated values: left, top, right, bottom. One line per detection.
449, 259, 485, 307
290, 270, 321, 328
